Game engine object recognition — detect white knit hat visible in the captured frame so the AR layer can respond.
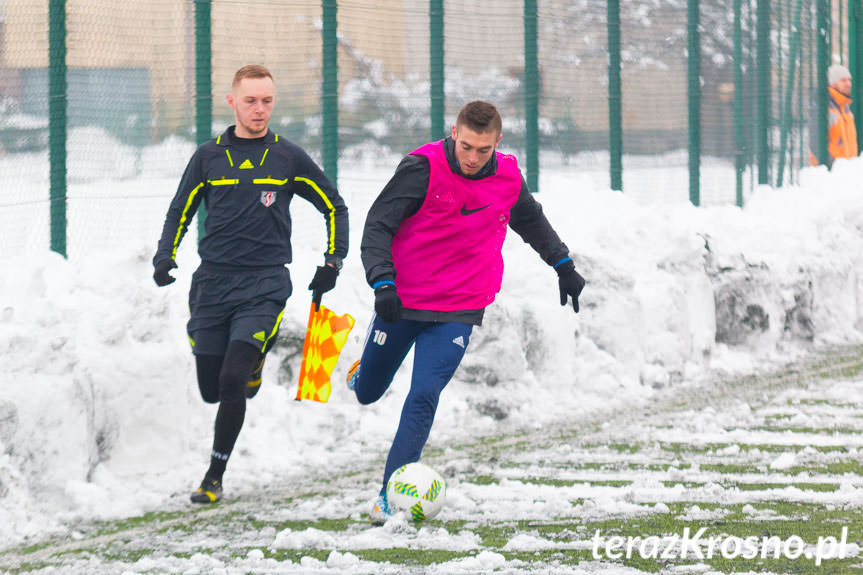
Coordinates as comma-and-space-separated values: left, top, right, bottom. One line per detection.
828, 64, 851, 86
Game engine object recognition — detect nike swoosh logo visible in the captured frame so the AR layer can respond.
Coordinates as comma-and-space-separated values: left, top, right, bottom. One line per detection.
460, 204, 491, 216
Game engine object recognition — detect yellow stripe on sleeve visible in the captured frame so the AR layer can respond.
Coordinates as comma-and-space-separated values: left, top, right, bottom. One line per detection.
294, 176, 336, 254
171, 182, 205, 259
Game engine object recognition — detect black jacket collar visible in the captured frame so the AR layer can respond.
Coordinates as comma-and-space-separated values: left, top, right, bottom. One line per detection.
217, 125, 277, 146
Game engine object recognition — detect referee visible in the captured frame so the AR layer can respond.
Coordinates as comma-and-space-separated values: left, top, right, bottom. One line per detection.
152, 64, 348, 503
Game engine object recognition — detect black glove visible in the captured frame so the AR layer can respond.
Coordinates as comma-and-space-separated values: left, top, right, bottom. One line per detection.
374, 283, 402, 323
556, 260, 585, 313
308, 264, 339, 311
153, 259, 178, 287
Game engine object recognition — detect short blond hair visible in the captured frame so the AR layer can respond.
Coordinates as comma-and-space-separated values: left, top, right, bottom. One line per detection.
232, 64, 273, 88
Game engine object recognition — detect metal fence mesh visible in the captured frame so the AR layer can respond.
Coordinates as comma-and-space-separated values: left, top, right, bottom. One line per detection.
0, 0, 856, 258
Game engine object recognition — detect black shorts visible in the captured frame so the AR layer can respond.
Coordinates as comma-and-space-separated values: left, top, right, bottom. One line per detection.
187, 264, 292, 356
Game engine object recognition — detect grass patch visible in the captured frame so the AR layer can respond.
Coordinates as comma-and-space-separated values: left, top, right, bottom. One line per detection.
605, 443, 642, 454
464, 474, 498, 485
464, 474, 634, 489
825, 460, 863, 475
500, 460, 611, 471
659, 442, 715, 455
267, 546, 474, 565
353, 548, 474, 565
749, 424, 863, 435
699, 463, 766, 474
661, 441, 853, 455
516, 477, 634, 488
792, 398, 861, 408
732, 482, 841, 492
1, 562, 53, 574
247, 517, 363, 533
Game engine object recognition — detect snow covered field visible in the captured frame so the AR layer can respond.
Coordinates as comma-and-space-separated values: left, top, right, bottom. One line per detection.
3, 132, 863, 573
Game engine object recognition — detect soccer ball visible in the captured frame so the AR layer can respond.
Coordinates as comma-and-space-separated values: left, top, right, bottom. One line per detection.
386, 462, 446, 521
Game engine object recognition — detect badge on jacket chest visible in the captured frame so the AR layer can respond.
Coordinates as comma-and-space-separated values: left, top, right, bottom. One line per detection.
260, 191, 277, 207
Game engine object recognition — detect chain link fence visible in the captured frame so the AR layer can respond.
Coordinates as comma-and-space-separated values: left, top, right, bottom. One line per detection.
0, 0, 859, 258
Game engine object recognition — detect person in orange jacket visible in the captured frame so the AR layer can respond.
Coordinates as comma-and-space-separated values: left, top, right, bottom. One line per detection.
810, 64, 859, 167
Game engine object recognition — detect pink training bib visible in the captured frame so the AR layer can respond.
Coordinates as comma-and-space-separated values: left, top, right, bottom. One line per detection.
391, 140, 522, 311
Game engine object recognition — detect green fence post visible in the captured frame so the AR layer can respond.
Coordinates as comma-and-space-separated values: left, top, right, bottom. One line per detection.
777, 0, 804, 187
800, 0, 808, 172
776, 0, 784, 181
851, 0, 863, 148
808, 0, 815, 167
195, 0, 211, 238
757, 0, 771, 184
607, 0, 623, 192
195, 1, 212, 149
49, 0, 67, 257
688, 0, 701, 206
524, 0, 539, 193
749, 0, 757, 191
430, 0, 445, 141
322, 0, 338, 185
734, 0, 745, 206
816, 0, 831, 165
840, 0, 845, 59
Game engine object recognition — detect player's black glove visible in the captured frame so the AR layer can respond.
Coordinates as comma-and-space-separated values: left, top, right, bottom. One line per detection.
153, 259, 178, 287
308, 264, 340, 311
374, 283, 402, 323
556, 259, 585, 313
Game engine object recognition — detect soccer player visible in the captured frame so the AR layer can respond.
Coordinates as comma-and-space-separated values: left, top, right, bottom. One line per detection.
152, 64, 348, 503
347, 100, 584, 524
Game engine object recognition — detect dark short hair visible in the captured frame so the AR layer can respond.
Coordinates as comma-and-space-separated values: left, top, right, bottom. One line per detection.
232, 64, 273, 87
456, 101, 502, 135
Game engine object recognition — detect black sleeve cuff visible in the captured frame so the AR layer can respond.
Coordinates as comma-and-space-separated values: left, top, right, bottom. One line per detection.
554, 259, 575, 276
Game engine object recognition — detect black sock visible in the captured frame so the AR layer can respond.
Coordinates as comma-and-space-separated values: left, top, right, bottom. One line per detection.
205, 398, 246, 480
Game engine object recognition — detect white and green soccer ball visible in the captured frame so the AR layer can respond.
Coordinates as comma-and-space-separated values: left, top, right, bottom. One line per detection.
386, 462, 446, 521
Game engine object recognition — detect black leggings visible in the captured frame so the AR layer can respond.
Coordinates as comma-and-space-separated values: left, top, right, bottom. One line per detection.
195, 340, 262, 480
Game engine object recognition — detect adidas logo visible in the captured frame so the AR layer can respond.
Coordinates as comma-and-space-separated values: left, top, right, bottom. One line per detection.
452, 336, 465, 348
239, 159, 254, 169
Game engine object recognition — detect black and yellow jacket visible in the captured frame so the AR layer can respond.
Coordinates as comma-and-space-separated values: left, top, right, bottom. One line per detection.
154, 126, 348, 268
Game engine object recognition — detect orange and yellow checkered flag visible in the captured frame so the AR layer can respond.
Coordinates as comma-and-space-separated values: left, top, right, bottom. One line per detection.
295, 302, 355, 402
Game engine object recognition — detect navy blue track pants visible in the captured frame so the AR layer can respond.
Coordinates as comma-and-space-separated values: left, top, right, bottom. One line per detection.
353, 315, 472, 494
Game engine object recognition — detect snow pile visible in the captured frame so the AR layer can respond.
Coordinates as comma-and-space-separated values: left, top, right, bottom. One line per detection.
2, 145, 863, 548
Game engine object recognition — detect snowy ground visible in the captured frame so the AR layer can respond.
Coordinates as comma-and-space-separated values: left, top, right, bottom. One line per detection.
2, 348, 863, 573
3, 132, 863, 573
